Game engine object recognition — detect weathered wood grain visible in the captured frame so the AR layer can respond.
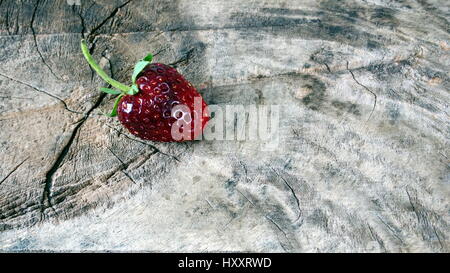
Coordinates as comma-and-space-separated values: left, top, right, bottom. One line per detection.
0, 0, 449, 252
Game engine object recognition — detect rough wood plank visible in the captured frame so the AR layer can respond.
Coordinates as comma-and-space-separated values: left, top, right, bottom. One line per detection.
0, 0, 449, 252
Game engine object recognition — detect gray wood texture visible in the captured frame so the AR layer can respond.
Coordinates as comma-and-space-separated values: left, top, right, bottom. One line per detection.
0, 0, 449, 252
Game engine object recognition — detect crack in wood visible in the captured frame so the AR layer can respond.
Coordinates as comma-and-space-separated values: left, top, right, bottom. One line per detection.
152, 45, 169, 57
234, 188, 296, 252
104, 124, 180, 162
376, 215, 405, 244
0, 157, 28, 186
190, 57, 408, 98
431, 224, 445, 250
107, 147, 137, 185
265, 215, 291, 252
40, 92, 107, 220
269, 167, 302, 223
169, 48, 195, 68
404, 188, 446, 250
405, 189, 420, 224
72, 4, 86, 39
4, 1, 10, 35
367, 224, 386, 252
347, 61, 377, 122
0, 72, 82, 114
30, 0, 62, 81
87, 0, 133, 43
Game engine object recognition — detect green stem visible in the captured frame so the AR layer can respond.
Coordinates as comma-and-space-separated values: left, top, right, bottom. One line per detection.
80, 40, 130, 93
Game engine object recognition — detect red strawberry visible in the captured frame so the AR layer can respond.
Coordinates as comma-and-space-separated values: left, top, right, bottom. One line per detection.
81, 40, 209, 142
118, 63, 209, 141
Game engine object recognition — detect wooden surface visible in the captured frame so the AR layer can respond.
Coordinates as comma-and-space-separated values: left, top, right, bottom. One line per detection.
0, 0, 449, 252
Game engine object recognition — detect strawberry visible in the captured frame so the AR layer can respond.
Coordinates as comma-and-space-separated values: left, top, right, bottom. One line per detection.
81, 40, 209, 142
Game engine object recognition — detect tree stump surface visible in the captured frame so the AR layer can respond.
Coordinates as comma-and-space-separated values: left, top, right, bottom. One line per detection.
0, 0, 448, 252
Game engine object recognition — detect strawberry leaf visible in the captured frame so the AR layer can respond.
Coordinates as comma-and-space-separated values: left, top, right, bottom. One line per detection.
126, 84, 139, 95
143, 54, 153, 62
105, 94, 124, 117
100, 87, 122, 95
131, 60, 150, 83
